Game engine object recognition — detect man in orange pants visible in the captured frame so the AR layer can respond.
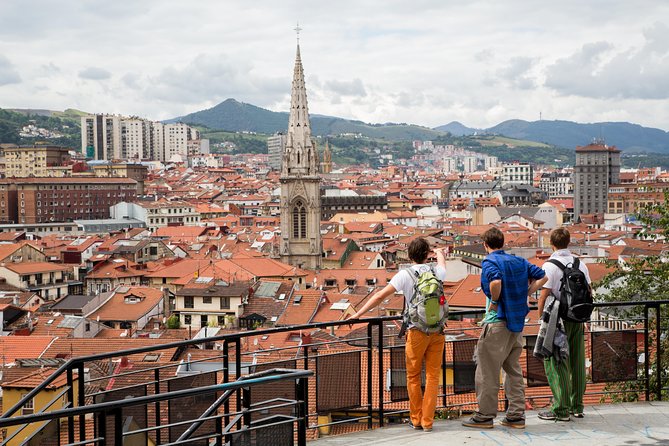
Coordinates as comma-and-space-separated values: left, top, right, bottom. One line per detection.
351, 238, 447, 432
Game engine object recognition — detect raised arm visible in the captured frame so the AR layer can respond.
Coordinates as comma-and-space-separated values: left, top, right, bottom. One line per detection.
350, 283, 397, 320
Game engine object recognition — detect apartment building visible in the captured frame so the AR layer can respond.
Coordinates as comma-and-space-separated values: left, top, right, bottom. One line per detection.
2, 145, 72, 178
111, 200, 201, 231
502, 162, 533, 185
539, 171, 573, 198
0, 178, 137, 224
267, 133, 287, 171
574, 142, 621, 219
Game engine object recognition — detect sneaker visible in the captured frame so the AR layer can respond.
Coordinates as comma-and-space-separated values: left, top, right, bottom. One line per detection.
423, 427, 433, 433
538, 411, 570, 421
462, 417, 494, 429
500, 417, 525, 429
408, 421, 422, 430
571, 411, 584, 418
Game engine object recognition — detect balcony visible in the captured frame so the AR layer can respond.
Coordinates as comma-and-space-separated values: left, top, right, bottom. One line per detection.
0, 299, 668, 445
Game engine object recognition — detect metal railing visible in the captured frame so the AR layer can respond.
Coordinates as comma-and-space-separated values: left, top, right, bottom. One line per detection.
0, 300, 667, 445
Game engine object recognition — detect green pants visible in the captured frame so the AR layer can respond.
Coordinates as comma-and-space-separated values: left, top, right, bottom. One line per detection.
543, 321, 586, 417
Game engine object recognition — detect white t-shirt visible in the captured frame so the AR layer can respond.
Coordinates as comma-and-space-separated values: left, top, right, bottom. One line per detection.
390, 263, 447, 307
542, 249, 591, 298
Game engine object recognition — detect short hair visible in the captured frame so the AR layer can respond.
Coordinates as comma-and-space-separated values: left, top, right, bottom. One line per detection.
482, 227, 504, 250
408, 237, 430, 264
550, 228, 571, 250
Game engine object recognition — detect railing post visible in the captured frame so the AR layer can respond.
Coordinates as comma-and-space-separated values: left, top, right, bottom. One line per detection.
114, 408, 123, 446
242, 385, 251, 427
377, 321, 384, 428
296, 377, 308, 446
303, 344, 310, 432
97, 410, 106, 444
644, 305, 650, 402
77, 361, 86, 443
66, 365, 75, 445
236, 337, 242, 430
223, 340, 230, 445
656, 304, 662, 401
367, 322, 373, 430
154, 367, 161, 444
442, 338, 447, 408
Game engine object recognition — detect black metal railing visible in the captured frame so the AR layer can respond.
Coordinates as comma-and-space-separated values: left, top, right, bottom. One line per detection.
0, 299, 667, 445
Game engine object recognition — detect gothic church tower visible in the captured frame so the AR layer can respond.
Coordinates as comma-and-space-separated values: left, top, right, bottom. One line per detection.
280, 42, 322, 269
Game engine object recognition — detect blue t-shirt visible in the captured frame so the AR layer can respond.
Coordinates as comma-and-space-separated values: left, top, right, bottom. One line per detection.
480, 250, 545, 332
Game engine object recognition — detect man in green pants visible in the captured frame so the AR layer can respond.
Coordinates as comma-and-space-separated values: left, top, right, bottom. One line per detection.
538, 228, 591, 421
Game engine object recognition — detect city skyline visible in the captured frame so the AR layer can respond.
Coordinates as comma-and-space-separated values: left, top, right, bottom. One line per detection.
1, 1, 668, 131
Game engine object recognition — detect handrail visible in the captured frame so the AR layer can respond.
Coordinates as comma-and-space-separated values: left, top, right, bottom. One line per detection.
3, 301, 667, 422
0, 368, 312, 430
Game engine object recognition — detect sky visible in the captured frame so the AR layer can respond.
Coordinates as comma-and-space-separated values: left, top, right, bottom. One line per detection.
1, 0, 669, 131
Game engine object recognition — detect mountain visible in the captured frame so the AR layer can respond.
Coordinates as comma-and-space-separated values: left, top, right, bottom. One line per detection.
485, 119, 669, 154
169, 99, 442, 141
433, 121, 478, 136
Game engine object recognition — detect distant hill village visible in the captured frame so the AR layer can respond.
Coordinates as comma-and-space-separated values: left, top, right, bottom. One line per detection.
0, 40, 667, 442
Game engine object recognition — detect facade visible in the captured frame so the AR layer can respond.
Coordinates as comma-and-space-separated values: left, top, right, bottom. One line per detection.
82, 114, 199, 162
174, 282, 251, 329
321, 193, 388, 220
502, 162, 533, 185
267, 133, 287, 171
463, 156, 478, 173
608, 182, 669, 215
91, 163, 148, 195
443, 157, 457, 173
0, 178, 137, 225
111, 200, 201, 231
279, 44, 322, 270
2, 145, 71, 178
574, 143, 621, 219
484, 155, 499, 170
539, 171, 573, 198
0, 262, 77, 300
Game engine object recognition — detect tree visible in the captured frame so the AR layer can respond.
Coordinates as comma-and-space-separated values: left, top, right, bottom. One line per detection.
166, 315, 181, 329
597, 193, 669, 401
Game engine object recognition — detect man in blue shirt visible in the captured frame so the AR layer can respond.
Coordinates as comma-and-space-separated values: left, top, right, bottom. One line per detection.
463, 227, 547, 430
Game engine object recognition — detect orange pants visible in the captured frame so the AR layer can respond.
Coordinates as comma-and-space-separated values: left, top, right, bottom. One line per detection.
405, 329, 445, 429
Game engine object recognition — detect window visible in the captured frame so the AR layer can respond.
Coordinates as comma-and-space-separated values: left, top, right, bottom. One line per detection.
218, 315, 226, 326
200, 315, 208, 327
292, 200, 307, 239
184, 296, 194, 308
203, 296, 212, 304
184, 315, 192, 325
21, 396, 34, 415
220, 297, 230, 309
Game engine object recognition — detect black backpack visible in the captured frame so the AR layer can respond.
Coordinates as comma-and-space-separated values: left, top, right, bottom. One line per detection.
547, 257, 593, 323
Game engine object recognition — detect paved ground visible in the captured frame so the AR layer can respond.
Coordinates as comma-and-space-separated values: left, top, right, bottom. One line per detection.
314, 402, 669, 445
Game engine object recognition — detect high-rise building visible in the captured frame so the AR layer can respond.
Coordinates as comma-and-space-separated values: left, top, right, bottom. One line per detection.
279, 43, 322, 270
82, 115, 199, 162
443, 157, 457, 174
267, 133, 287, 170
463, 156, 478, 173
484, 155, 499, 170
574, 142, 621, 219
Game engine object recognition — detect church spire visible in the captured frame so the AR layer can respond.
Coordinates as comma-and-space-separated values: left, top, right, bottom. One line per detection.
283, 27, 318, 177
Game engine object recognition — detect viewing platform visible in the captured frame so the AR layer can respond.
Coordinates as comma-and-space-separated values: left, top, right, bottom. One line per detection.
315, 402, 669, 445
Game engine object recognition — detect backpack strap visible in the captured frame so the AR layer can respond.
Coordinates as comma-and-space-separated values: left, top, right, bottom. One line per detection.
547, 259, 566, 271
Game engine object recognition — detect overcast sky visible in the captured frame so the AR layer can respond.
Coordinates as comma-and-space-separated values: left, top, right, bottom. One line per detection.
1, 0, 669, 131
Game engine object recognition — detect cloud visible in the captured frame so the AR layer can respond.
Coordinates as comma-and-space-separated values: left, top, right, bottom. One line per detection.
79, 66, 111, 80
146, 54, 287, 107
323, 78, 367, 97
497, 57, 538, 90
0, 55, 21, 86
545, 22, 669, 99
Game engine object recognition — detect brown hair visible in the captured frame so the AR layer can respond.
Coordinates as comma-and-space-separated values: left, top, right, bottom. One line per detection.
408, 237, 430, 264
482, 227, 504, 250
550, 227, 570, 250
